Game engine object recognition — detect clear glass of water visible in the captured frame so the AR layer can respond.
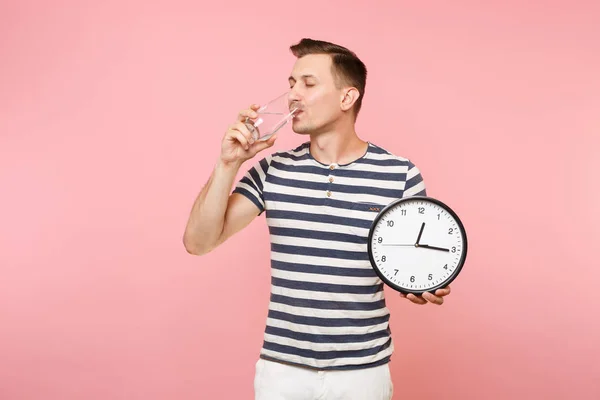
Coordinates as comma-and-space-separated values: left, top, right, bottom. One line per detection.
244, 91, 299, 142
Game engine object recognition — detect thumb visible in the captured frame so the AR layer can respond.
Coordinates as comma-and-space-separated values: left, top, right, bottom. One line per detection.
252, 134, 277, 153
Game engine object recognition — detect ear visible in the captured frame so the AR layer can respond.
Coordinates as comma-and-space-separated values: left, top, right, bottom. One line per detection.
340, 88, 360, 112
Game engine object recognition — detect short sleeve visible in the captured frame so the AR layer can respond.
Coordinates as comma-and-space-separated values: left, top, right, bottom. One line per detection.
403, 160, 427, 197
232, 155, 272, 215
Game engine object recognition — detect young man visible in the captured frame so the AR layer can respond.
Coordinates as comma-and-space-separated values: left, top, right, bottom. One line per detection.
183, 38, 451, 400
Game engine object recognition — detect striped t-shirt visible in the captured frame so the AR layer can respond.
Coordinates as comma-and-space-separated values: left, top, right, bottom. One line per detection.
233, 141, 427, 370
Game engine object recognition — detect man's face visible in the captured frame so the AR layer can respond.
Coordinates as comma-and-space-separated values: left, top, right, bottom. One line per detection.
288, 54, 344, 135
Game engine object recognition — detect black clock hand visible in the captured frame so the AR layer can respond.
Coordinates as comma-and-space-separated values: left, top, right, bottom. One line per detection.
418, 244, 450, 252
415, 222, 425, 245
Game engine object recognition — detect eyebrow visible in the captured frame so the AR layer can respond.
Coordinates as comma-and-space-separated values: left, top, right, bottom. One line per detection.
288, 74, 317, 81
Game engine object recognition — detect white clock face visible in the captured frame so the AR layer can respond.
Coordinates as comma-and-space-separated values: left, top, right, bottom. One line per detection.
368, 197, 467, 293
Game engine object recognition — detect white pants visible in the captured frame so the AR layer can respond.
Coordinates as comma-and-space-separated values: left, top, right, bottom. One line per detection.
254, 358, 394, 400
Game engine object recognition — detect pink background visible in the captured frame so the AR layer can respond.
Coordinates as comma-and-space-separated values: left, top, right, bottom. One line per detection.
1, 1, 599, 399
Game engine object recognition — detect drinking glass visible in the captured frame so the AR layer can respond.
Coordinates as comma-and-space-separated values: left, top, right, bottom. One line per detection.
244, 91, 299, 142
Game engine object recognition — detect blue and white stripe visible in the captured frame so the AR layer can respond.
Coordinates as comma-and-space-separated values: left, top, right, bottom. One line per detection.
234, 141, 426, 370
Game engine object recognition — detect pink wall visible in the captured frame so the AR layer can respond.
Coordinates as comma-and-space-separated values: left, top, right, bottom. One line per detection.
1, 1, 599, 399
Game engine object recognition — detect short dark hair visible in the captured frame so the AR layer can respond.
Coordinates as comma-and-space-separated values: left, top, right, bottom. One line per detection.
290, 38, 367, 118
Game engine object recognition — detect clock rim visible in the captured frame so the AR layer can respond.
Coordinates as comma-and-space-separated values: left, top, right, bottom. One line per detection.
367, 195, 468, 295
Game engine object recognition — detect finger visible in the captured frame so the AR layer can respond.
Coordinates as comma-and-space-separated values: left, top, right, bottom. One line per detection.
407, 293, 427, 305
232, 121, 256, 144
237, 106, 260, 121
264, 133, 278, 146
398, 292, 406, 298
435, 286, 451, 297
250, 134, 277, 153
227, 128, 251, 150
422, 292, 443, 305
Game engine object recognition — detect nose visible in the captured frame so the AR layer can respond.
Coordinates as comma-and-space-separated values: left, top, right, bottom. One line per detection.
288, 88, 301, 107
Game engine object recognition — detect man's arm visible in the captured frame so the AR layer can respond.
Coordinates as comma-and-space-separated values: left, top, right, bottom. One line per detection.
182, 103, 276, 256
183, 160, 261, 255
399, 159, 451, 305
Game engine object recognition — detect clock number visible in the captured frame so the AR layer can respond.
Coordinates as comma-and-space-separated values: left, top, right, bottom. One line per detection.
377, 237, 383, 243
448, 228, 454, 234
443, 264, 448, 270
381, 256, 387, 262
428, 274, 433, 280
451, 247, 456, 253
418, 207, 425, 214
437, 213, 440, 220
401, 209, 406, 216
394, 269, 399, 276
410, 276, 415, 283
387, 220, 394, 227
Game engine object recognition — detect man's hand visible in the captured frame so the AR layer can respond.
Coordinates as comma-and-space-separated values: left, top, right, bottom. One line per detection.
220, 104, 277, 167
399, 286, 451, 305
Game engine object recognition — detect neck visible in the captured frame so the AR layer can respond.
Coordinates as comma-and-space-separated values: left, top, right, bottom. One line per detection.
309, 119, 368, 165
